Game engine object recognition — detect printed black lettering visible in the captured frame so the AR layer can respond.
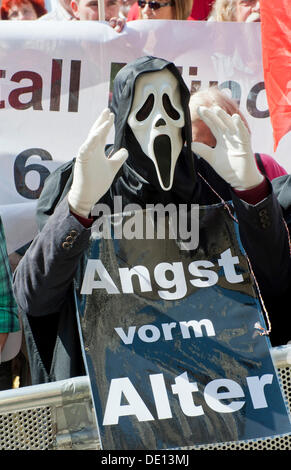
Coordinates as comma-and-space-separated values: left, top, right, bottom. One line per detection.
247, 82, 269, 118
9, 71, 43, 110
0, 70, 6, 109
68, 60, 81, 112
50, 59, 63, 111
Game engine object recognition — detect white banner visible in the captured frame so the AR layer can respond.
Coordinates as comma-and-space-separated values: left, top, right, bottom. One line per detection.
1, 19, 290, 253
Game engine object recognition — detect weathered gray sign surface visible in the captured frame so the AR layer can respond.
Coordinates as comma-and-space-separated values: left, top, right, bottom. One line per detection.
75, 204, 291, 450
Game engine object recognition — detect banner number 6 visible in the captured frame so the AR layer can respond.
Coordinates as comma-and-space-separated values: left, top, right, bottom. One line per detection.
14, 148, 52, 199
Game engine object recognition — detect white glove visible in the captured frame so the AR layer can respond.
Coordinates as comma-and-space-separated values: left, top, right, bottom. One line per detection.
191, 105, 264, 191
68, 108, 128, 218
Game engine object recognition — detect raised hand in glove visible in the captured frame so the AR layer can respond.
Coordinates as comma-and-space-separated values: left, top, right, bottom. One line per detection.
191, 105, 264, 191
68, 108, 128, 218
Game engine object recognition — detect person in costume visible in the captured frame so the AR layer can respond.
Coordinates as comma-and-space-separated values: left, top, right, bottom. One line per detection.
136, 0, 193, 20
13, 56, 291, 385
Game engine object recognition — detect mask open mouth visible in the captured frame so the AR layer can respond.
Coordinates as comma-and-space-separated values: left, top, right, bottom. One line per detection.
154, 134, 171, 189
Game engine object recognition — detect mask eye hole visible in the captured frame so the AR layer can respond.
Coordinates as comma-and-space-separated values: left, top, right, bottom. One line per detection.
162, 93, 180, 120
136, 93, 154, 121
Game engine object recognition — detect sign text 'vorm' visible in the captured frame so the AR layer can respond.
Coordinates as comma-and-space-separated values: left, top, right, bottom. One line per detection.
114, 318, 216, 345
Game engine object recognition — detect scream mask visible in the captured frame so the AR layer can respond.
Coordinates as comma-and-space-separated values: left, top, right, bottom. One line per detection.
127, 69, 185, 191
110, 56, 196, 205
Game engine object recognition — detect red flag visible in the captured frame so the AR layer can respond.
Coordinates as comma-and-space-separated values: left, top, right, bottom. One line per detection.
260, 0, 291, 150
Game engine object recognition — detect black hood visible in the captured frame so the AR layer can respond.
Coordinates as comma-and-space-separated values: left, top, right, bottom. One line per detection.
37, 57, 213, 231
109, 56, 197, 206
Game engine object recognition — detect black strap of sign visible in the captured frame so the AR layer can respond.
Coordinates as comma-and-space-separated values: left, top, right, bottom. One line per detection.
255, 153, 267, 176
197, 171, 291, 337
255, 153, 267, 178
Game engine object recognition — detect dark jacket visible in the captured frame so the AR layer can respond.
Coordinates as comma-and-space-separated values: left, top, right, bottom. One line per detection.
13, 57, 291, 384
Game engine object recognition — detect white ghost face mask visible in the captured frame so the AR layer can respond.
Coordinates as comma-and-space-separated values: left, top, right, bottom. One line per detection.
127, 68, 185, 191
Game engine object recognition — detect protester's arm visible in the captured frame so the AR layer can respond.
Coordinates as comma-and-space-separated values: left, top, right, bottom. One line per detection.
14, 108, 127, 318
192, 106, 291, 299
191, 105, 264, 191
13, 197, 91, 318
231, 181, 291, 298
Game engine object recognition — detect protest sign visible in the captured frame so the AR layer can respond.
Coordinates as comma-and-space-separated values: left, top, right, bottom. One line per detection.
75, 203, 291, 450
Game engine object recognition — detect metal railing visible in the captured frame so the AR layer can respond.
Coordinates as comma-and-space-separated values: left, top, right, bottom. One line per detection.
0, 345, 290, 450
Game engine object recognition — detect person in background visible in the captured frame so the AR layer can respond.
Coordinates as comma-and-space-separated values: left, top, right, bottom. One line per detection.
127, 0, 211, 21
1, 0, 47, 20
70, 0, 125, 31
136, 0, 193, 20
208, 0, 260, 22
189, 87, 287, 180
0, 217, 21, 391
38, 0, 75, 20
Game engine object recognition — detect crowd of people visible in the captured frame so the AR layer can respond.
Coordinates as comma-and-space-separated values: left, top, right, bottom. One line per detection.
0, 0, 289, 414
0, 0, 261, 24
